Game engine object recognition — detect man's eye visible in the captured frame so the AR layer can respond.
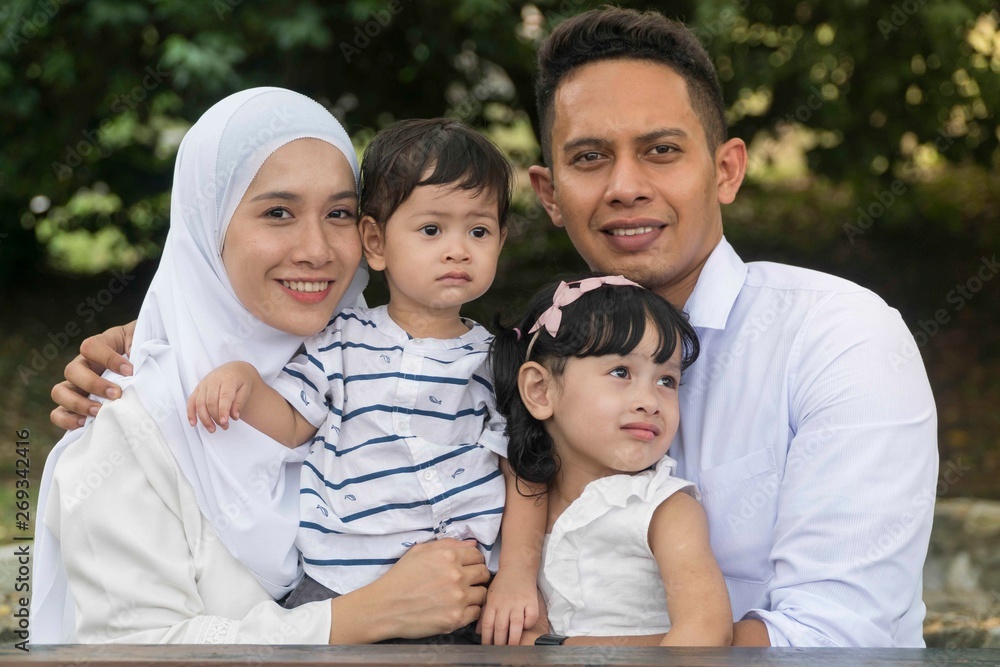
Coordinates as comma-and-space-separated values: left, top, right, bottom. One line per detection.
420, 224, 440, 236
578, 151, 602, 162
609, 367, 629, 379
470, 227, 489, 239
650, 145, 677, 156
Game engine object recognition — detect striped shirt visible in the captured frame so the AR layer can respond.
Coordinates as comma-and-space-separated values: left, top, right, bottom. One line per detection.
273, 306, 506, 594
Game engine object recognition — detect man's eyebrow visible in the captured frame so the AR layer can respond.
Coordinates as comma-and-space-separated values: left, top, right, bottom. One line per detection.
637, 127, 689, 143
561, 136, 610, 154
562, 128, 690, 155
249, 190, 356, 203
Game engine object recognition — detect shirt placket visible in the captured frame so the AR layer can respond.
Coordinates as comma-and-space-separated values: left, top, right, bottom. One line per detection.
398, 340, 451, 538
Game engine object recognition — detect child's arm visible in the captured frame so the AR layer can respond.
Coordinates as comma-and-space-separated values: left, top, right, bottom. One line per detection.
187, 361, 318, 448
479, 459, 547, 646
649, 491, 734, 647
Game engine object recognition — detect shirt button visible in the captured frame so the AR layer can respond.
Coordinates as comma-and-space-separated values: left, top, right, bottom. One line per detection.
423, 471, 435, 481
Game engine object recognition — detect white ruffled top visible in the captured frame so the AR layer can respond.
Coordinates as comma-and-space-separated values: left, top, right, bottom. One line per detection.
539, 455, 700, 636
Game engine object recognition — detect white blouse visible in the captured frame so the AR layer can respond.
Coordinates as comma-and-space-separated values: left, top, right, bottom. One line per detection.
42, 389, 331, 643
539, 456, 698, 636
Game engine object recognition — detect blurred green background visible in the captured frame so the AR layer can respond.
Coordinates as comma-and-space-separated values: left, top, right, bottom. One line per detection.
1, 0, 998, 544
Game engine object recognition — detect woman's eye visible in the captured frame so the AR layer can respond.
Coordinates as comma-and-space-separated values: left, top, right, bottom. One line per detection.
328, 208, 356, 220
420, 224, 441, 236
657, 375, 678, 389
609, 367, 629, 379
470, 227, 489, 239
265, 207, 292, 219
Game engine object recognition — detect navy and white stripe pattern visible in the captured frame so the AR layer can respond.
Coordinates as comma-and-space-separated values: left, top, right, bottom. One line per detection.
273, 306, 506, 594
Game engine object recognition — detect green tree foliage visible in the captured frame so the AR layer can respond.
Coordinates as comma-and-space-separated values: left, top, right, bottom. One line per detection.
0, 0, 996, 285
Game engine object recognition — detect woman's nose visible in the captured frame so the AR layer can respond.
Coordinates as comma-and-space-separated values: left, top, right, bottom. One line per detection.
291, 218, 335, 266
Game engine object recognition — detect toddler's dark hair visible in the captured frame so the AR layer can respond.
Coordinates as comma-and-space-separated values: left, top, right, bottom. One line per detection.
358, 118, 514, 230
490, 274, 700, 490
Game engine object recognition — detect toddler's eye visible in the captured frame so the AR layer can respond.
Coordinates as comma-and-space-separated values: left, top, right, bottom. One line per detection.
609, 367, 629, 379
470, 227, 489, 239
657, 375, 678, 389
420, 224, 441, 236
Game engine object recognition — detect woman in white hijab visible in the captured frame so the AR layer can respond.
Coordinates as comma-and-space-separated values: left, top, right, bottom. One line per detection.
32, 87, 490, 644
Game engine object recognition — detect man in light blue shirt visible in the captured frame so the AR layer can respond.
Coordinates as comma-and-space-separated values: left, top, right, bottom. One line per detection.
527, 7, 937, 647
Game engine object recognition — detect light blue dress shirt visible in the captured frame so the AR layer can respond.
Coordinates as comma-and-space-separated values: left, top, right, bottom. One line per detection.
673, 236, 938, 647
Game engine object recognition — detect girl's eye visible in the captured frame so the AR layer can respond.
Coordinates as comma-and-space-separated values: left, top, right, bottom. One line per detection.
609, 367, 629, 379
420, 224, 441, 236
470, 227, 489, 239
657, 375, 678, 389
265, 207, 292, 219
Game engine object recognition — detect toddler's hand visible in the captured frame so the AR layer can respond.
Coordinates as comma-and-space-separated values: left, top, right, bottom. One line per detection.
186, 361, 258, 432
478, 567, 540, 645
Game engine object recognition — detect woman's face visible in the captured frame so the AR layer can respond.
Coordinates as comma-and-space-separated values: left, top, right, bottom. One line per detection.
222, 138, 361, 336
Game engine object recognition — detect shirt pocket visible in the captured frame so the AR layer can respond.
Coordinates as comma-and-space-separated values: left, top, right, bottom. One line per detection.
698, 447, 779, 584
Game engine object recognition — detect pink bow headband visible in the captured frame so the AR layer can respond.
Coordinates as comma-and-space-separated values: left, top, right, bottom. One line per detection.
524, 275, 642, 360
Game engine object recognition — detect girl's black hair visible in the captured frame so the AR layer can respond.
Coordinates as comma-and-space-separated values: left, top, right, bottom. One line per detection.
490, 273, 699, 491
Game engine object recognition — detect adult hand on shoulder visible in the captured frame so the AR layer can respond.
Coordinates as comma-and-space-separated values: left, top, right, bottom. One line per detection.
49, 321, 136, 430
335, 538, 489, 642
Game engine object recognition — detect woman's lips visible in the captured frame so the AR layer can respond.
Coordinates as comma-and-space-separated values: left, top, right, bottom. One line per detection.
277, 279, 333, 304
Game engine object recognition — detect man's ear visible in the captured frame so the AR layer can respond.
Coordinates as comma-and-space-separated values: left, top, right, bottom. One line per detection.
715, 137, 748, 205
528, 165, 564, 228
360, 216, 387, 271
518, 361, 555, 420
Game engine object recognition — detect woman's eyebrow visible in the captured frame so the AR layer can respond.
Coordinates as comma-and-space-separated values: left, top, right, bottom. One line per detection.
248, 190, 357, 203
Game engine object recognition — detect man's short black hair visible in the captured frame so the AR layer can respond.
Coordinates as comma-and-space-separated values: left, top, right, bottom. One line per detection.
359, 118, 513, 230
535, 7, 727, 167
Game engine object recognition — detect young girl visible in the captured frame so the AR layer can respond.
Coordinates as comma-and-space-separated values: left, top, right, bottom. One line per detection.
490, 275, 733, 646
188, 118, 543, 645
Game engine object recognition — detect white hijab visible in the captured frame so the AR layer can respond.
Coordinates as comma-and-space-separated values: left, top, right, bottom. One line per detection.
32, 87, 367, 642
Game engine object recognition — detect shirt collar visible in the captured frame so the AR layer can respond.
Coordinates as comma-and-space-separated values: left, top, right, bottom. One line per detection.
683, 235, 748, 330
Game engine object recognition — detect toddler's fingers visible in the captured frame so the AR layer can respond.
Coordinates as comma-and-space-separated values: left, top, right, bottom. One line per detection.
231, 383, 250, 421
217, 385, 236, 429
524, 602, 539, 629
207, 384, 226, 429
196, 390, 216, 433
479, 605, 496, 645
507, 611, 524, 646
492, 612, 510, 647
186, 392, 198, 427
